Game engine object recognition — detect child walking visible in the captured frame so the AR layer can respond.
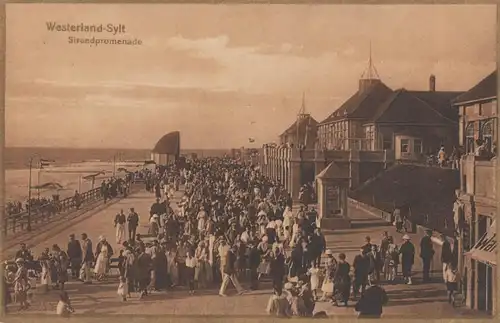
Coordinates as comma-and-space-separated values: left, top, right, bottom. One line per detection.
117, 276, 129, 301
307, 261, 320, 300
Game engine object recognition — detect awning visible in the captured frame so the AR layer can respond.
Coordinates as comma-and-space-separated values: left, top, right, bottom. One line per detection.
465, 220, 496, 266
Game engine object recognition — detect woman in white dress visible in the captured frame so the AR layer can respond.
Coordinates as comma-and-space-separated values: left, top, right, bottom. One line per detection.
94, 242, 110, 281
320, 250, 337, 302
149, 214, 160, 237
290, 222, 301, 248
307, 261, 321, 300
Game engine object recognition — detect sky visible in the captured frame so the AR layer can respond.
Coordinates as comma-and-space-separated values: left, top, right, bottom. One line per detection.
5, 4, 497, 149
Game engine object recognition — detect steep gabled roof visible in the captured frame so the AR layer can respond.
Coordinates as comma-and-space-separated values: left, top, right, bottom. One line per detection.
453, 70, 497, 105
409, 91, 463, 120
371, 89, 457, 125
152, 131, 180, 155
320, 81, 393, 124
280, 115, 318, 137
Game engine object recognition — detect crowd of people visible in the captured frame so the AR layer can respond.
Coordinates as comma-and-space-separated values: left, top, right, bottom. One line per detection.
108, 157, 394, 317
3, 156, 461, 318
5, 198, 56, 217
100, 177, 131, 203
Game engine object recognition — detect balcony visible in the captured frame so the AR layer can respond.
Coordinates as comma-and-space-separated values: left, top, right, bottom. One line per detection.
461, 154, 496, 200
262, 144, 396, 165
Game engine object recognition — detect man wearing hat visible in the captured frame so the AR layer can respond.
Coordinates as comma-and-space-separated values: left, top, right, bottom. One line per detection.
219, 244, 245, 297
419, 230, 435, 282
248, 239, 261, 290
127, 208, 140, 241
15, 243, 33, 264
400, 234, 415, 285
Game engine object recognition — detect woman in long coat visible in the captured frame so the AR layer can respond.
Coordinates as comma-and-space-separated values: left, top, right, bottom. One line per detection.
399, 235, 415, 285
269, 245, 286, 291
51, 245, 69, 290
154, 245, 168, 290
137, 247, 153, 298
333, 253, 351, 307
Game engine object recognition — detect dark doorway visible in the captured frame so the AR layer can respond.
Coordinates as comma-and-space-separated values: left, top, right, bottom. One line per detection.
477, 262, 486, 311
486, 265, 493, 314
300, 162, 316, 186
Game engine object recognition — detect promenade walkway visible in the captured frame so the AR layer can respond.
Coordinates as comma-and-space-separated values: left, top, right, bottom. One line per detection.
5, 186, 483, 318
2, 185, 141, 260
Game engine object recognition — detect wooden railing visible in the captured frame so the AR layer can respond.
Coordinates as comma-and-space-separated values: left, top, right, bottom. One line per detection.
4, 187, 103, 235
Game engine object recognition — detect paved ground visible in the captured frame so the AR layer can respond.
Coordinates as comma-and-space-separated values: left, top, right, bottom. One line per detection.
5, 186, 486, 318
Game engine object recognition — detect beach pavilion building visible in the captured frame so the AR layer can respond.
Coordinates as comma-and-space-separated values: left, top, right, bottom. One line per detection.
151, 131, 181, 165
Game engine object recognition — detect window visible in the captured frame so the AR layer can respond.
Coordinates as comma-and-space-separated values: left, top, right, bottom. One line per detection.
414, 139, 422, 154
401, 139, 410, 153
383, 136, 392, 150
364, 126, 374, 139
364, 125, 375, 150
465, 122, 475, 153
480, 119, 494, 153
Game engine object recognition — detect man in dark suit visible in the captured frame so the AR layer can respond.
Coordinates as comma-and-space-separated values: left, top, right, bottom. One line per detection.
420, 230, 435, 282
80, 233, 93, 284
127, 208, 139, 241
67, 234, 82, 279
440, 234, 454, 282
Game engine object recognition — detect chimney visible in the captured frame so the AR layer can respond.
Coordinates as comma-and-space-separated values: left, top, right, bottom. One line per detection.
429, 74, 436, 92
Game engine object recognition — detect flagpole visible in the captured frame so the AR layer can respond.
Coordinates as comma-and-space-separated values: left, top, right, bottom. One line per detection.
37, 162, 41, 198
27, 157, 33, 232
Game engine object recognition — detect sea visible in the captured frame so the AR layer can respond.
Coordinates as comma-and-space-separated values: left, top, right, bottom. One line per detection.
4, 147, 232, 202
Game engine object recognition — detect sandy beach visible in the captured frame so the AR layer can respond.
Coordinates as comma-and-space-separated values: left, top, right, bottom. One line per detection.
5, 161, 144, 202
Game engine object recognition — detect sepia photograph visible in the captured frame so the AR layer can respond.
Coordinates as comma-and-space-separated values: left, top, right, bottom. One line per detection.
2, 3, 497, 319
